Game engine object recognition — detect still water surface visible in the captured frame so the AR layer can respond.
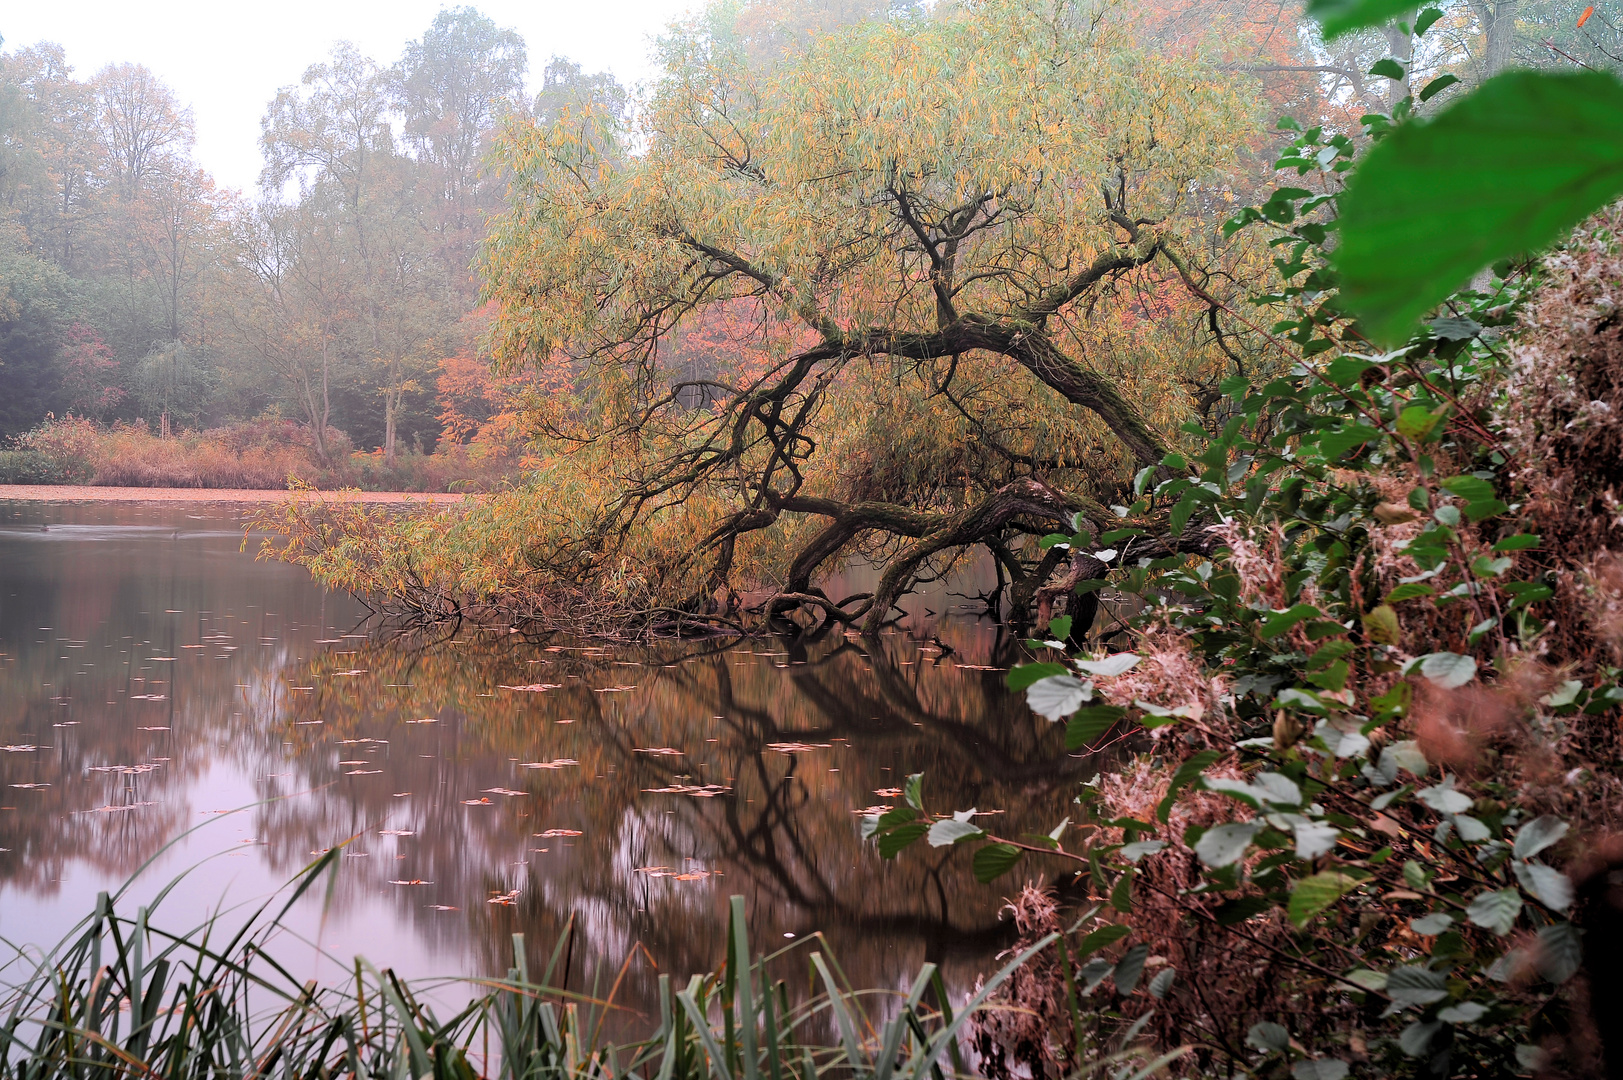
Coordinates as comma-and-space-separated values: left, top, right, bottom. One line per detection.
0, 500, 1090, 1015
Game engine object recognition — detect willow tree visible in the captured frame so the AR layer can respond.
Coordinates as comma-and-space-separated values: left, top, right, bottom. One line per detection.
479, 0, 1264, 634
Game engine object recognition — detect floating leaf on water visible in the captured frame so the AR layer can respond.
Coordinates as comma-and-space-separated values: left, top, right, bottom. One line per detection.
9, 783, 50, 789
81, 801, 156, 814
404, 718, 438, 724
344, 769, 383, 775
487, 889, 520, 905
499, 684, 563, 692
643, 784, 732, 797
426, 904, 459, 911
874, 787, 903, 797
378, 829, 414, 836
388, 880, 434, 885
593, 685, 638, 693
462, 797, 494, 805
853, 805, 894, 815
136, 727, 169, 731
1, 745, 38, 753
519, 759, 578, 769
767, 742, 833, 753
482, 788, 526, 797
633, 747, 684, 756
536, 829, 583, 837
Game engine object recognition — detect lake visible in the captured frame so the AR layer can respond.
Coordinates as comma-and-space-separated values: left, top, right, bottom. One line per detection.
0, 499, 1098, 1021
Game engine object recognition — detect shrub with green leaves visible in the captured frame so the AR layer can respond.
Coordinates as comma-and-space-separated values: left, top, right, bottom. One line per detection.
869, 13, 1623, 1074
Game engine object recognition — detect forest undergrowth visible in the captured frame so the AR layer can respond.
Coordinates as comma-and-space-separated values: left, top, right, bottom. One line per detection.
0, 415, 521, 492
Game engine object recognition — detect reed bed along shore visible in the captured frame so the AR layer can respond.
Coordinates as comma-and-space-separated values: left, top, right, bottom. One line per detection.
0, 850, 1182, 1080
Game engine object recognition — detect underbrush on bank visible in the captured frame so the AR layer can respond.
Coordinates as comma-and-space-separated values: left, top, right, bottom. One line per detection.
866, 190, 1623, 1079
0, 416, 521, 492
0, 856, 1183, 1080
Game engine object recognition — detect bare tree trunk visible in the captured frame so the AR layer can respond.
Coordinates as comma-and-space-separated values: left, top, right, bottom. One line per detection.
384, 384, 397, 462
1384, 22, 1414, 110
1477, 0, 1518, 76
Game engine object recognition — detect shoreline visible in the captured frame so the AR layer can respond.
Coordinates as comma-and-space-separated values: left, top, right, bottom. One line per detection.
0, 484, 470, 504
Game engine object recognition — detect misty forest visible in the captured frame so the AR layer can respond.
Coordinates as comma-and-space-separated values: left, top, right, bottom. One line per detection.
5, 0, 1623, 1078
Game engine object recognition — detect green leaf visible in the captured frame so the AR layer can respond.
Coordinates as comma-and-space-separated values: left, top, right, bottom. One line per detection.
1466, 888, 1523, 935
1419, 73, 1460, 102
1439, 475, 1495, 503
1410, 912, 1454, 935
1112, 943, 1150, 995
904, 772, 924, 810
1535, 922, 1583, 983
1260, 603, 1320, 639
1385, 582, 1435, 603
1363, 604, 1401, 645
1075, 924, 1131, 957
1337, 70, 1623, 345
876, 805, 917, 830
927, 818, 984, 848
1317, 423, 1382, 460
1415, 6, 1445, 35
1386, 964, 1449, 1007
1110, 868, 1134, 912
1248, 1021, 1291, 1053
1513, 815, 1569, 860
972, 843, 1022, 883
1047, 615, 1073, 640
1463, 498, 1510, 522
1006, 662, 1068, 690
1325, 356, 1381, 387
1215, 896, 1273, 925
1067, 705, 1126, 749
1288, 871, 1361, 927
1419, 651, 1478, 689
1195, 821, 1262, 867
1369, 58, 1407, 80
1306, 0, 1417, 38
877, 822, 928, 859
1395, 404, 1447, 441
1492, 533, 1540, 553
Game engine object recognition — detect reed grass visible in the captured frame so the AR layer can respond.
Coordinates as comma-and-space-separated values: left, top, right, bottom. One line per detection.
1, 849, 1118, 1080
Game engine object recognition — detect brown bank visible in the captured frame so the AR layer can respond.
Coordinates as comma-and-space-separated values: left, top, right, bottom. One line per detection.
0, 484, 469, 504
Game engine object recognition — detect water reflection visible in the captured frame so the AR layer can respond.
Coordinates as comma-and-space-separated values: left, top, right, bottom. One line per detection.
0, 501, 1101, 1026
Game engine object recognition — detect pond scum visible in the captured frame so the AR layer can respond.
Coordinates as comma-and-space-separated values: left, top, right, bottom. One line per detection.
0, 850, 1183, 1080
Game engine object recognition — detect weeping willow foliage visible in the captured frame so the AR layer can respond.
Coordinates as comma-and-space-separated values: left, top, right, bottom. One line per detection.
268, 0, 1279, 632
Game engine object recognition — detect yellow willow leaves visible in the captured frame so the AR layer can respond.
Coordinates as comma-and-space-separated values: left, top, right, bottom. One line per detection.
482, 0, 1257, 374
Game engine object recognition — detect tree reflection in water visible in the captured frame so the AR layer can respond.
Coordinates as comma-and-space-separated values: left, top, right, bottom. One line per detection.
0, 502, 1120, 1035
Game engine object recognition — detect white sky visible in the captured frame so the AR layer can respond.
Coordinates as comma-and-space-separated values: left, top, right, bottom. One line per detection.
0, 0, 698, 195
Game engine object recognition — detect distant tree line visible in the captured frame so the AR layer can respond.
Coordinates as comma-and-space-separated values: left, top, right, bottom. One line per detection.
0, 8, 624, 461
